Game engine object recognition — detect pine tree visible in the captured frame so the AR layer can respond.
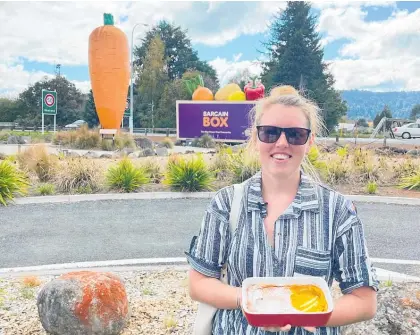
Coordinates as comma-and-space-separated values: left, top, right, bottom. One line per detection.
136, 35, 169, 128
373, 105, 393, 131
260, 1, 347, 132
134, 21, 218, 82
410, 104, 420, 120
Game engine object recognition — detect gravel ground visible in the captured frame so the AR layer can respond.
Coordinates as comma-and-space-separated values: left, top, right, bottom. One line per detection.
0, 267, 419, 335
0, 268, 196, 335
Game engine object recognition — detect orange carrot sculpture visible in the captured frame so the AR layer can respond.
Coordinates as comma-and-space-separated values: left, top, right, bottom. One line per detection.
88, 13, 130, 130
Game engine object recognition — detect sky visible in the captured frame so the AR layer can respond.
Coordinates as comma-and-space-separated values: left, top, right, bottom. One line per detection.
1, 0, 420, 98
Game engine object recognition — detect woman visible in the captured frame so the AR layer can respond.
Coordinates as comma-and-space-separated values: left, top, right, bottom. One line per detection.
185, 86, 379, 335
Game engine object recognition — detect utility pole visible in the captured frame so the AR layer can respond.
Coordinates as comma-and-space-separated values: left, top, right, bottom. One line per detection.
150, 100, 154, 130
55, 64, 61, 77
130, 22, 149, 135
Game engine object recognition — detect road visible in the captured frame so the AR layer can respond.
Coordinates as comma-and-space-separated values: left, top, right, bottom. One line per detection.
1, 199, 419, 277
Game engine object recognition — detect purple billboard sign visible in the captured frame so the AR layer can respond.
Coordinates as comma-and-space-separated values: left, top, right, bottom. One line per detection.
176, 101, 256, 142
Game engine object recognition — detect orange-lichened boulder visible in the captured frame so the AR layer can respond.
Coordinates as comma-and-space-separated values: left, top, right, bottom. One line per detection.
37, 271, 129, 335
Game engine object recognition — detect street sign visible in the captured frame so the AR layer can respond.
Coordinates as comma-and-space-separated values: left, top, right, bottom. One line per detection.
42, 90, 57, 115
41, 89, 57, 134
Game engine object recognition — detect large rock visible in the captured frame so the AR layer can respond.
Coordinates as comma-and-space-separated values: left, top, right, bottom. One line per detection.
134, 137, 153, 149
341, 282, 420, 335
83, 151, 100, 159
37, 271, 129, 335
407, 149, 420, 156
155, 147, 168, 157
139, 148, 155, 157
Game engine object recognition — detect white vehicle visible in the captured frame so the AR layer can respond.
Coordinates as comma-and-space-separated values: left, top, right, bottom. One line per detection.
392, 122, 420, 139
65, 120, 87, 129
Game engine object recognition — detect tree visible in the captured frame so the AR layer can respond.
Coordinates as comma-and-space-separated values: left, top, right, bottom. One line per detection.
410, 104, 420, 120
136, 35, 169, 128
0, 98, 22, 122
373, 105, 393, 132
134, 21, 218, 82
226, 68, 253, 90
356, 118, 369, 128
82, 90, 99, 128
260, 1, 347, 132
156, 79, 190, 128
15, 76, 84, 127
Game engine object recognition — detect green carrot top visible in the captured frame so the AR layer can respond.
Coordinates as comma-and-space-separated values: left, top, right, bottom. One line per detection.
104, 13, 114, 26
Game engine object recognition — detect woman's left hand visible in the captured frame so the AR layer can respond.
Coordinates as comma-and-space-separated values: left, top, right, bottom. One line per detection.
262, 325, 316, 333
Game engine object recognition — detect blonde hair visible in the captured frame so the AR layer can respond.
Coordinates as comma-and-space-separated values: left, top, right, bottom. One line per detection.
245, 85, 326, 182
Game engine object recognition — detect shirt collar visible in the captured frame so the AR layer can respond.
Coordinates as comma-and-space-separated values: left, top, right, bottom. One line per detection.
246, 170, 320, 218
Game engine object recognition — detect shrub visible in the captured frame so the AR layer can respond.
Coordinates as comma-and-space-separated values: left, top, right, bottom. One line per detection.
114, 133, 137, 150
164, 154, 214, 191
196, 134, 216, 148
22, 276, 41, 288
229, 150, 261, 183
55, 158, 102, 193
37, 183, 55, 196
336, 146, 348, 158
101, 139, 114, 151
74, 125, 100, 149
393, 158, 417, 179
53, 131, 78, 147
326, 157, 349, 184
210, 146, 234, 180
17, 144, 57, 182
398, 170, 420, 191
366, 181, 377, 194
351, 149, 380, 182
106, 157, 150, 192
161, 137, 174, 149
0, 160, 29, 206
305, 146, 328, 180
140, 159, 163, 183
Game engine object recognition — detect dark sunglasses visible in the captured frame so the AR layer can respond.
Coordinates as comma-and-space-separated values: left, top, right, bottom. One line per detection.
256, 126, 311, 145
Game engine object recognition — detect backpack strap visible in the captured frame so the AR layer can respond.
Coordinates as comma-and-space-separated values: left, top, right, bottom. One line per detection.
220, 181, 246, 284
229, 182, 245, 233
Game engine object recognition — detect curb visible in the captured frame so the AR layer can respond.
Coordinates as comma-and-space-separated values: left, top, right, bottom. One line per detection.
12, 192, 420, 206
1, 258, 419, 283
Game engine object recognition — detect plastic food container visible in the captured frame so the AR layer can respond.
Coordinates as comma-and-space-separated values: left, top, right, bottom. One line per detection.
241, 276, 334, 328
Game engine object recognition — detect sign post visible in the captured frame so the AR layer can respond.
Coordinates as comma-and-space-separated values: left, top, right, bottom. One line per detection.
41, 89, 57, 134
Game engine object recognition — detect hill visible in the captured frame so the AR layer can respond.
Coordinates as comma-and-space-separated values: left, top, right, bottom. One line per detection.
340, 90, 420, 120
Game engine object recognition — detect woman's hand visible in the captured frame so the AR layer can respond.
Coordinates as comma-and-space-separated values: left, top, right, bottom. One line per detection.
262, 325, 316, 333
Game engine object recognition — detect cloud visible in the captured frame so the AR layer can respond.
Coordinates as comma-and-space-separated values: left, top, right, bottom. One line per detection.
329, 57, 420, 91
0, 62, 54, 98
0, 1, 284, 67
317, 3, 420, 90
233, 53, 243, 62
0, 62, 91, 98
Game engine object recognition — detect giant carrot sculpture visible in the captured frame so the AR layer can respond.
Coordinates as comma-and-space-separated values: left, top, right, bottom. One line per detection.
88, 13, 130, 130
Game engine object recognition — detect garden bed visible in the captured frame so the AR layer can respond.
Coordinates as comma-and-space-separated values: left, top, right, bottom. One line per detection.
1, 135, 420, 206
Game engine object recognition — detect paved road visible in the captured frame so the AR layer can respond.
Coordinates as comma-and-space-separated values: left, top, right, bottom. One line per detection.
1, 199, 419, 276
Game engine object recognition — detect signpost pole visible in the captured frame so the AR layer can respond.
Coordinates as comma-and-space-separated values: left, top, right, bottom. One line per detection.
41, 89, 57, 134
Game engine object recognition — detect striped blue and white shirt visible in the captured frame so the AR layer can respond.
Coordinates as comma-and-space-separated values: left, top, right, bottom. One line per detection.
186, 171, 379, 335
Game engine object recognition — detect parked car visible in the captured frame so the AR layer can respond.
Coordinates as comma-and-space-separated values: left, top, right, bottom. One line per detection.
65, 120, 87, 129
392, 122, 420, 139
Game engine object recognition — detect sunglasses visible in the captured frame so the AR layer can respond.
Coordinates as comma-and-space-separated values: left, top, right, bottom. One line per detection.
256, 126, 311, 145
